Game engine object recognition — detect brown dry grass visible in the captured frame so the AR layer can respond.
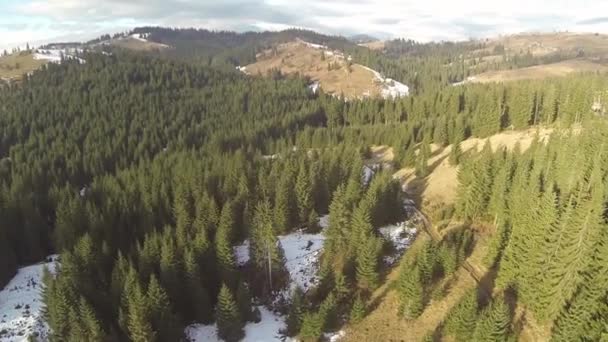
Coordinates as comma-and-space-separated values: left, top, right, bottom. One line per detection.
393, 128, 553, 207
359, 40, 385, 50
0, 52, 46, 80
475, 32, 608, 57
344, 265, 477, 342
245, 41, 385, 98
464, 59, 608, 83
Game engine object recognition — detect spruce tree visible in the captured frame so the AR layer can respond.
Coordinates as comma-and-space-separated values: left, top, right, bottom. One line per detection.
472, 296, 511, 342
216, 284, 244, 342
215, 204, 236, 287
349, 295, 366, 323
443, 290, 478, 341
299, 311, 323, 341
236, 281, 253, 322
147, 275, 181, 341
356, 236, 380, 292
286, 287, 305, 336
295, 161, 313, 225
397, 266, 424, 319
127, 283, 155, 342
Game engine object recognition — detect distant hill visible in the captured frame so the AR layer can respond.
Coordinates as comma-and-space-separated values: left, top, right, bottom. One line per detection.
348, 34, 379, 44
244, 38, 408, 99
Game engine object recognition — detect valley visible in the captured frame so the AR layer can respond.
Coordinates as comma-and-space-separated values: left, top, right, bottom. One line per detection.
1, 22, 608, 342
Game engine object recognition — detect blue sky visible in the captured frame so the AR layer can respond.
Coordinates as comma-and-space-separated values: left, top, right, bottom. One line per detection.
2, 0, 608, 50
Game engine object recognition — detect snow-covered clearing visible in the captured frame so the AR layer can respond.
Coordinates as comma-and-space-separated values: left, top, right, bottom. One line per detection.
359, 65, 409, 98
379, 221, 417, 266
34, 49, 85, 64
298, 39, 328, 50
234, 215, 329, 293
0, 255, 58, 342
381, 78, 410, 98
186, 306, 287, 342
130, 33, 149, 42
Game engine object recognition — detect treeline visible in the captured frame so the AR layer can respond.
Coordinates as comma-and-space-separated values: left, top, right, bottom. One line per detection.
0, 51, 411, 340
450, 122, 608, 340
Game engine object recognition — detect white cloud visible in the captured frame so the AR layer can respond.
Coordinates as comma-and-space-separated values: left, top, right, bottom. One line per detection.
2, 0, 608, 50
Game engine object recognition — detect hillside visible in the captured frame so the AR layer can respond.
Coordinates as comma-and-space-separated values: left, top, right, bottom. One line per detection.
0, 52, 46, 82
474, 32, 608, 58
103, 33, 171, 51
245, 39, 408, 99
456, 59, 608, 84
453, 32, 608, 83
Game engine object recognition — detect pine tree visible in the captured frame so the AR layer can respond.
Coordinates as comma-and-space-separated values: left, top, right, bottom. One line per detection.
416, 142, 430, 177
472, 296, 511, 342
78, 297, 105, 341
147, 275, 181, 341
349, 295, 366, 323
356, 236, 380, 292
295, 161, 313, 225
397, 266, 424, 319
299, 311, 323, 341
449, 140, 463, 166
251, 200, 284, 292
286, 287, 305, 336
183, 248, 213, 323
236, 281, 253, 322
215, 204, 236, 286
443, 290, 478, 341
216, 284, 244, 342
127, 283, 155, 342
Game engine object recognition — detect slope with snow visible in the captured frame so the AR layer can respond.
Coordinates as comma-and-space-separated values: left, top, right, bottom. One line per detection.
0, 255, 59, 342
33, 49, 85, 64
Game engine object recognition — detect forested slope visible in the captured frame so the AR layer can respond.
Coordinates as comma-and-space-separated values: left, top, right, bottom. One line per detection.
0, 29, 607, 341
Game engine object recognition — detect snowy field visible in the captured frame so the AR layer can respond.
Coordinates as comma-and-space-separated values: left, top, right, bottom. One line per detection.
359, 65, 409, 98
234, 215, 329, 292
186, 306, 286, 342
34, 49, 85, 64
0, 255, 58, 342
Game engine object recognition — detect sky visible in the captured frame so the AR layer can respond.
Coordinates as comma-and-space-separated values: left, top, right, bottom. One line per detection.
2, 0, 608, 50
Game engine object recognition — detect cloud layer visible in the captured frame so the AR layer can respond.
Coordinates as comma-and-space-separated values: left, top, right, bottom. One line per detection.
2, 0, 608, 50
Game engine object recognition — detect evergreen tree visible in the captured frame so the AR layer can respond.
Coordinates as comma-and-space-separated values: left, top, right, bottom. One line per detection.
397, 266, 424, 319
472, 296, 511, 342
127, 283, 155, 342
215, 204, 236, 286
216, 284, 244, 342
443, 290, 478, 341
286, 287, 305, 336
295, 161, 314, 225
236, 281, 253, 322
349, 295, 366, 323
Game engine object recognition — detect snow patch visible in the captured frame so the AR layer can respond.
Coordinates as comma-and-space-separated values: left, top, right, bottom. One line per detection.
298, 39, 327, 50
308, 81, 320, 94
359, 65, 409, 98
185, 306, 287, 342
233, 225, 326, 293
382, 78, 410, 98
130, 33, 148, 42
0, 255, 59, 342
318, 214, 330, 229
325, 330, 346, 342
235, 240, 250, 267
280, 230, 325, 292
34, 49, 85, 64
